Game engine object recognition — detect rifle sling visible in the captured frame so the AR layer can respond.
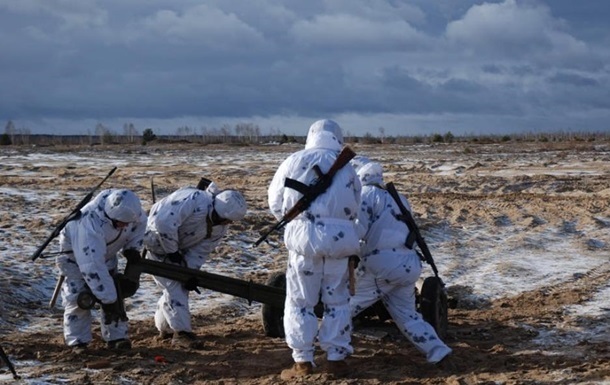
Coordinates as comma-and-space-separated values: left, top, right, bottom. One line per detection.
386, 183, 420, 251
283, 162, 346, 200
405, 227, 417, 250
284, 178, 311, 196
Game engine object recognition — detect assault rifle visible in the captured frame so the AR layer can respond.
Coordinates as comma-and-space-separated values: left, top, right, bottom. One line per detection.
385, 182, 442, 281
0, 344, 19, 380
254, 146, 356, 247
31, 167, 118, 262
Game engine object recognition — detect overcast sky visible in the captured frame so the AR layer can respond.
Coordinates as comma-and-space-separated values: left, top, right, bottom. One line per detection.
1, 0, 609, 137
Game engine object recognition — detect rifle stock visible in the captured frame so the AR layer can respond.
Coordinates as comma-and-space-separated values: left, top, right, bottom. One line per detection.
48, 274, 65, 309
385, 182, 441, 279
150, 176, 156, 204
254, 146, 356, 247
31, 167, 117, 262
348, 256, 357, 296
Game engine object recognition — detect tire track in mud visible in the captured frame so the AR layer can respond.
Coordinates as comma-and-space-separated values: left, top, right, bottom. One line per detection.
450, 266, 610, 344
477, 263, 610, 321
443, 264, 610, 384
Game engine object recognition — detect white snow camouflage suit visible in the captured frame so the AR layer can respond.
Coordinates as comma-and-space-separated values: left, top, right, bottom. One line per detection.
57, 189, 146, 346
350, 162, 452, 363
268, 120, 362, 363
143, 185, 229, 334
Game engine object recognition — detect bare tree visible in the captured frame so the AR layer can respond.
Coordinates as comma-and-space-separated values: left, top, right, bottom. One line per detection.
123, 122, 138, 143
176, 126, 193, 140
5, 120, 16, 144
18, 127, 31, 145
95, 123, 114, 145
220, 124, 231, 143
199, 126, 209, 144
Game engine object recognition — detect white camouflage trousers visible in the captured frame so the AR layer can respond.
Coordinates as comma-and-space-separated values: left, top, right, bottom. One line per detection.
147, 251, 197, 333
349, 252, 452, 363
153, 274, 193, 333
61, 277, 128, 346
284, 250, 353, 363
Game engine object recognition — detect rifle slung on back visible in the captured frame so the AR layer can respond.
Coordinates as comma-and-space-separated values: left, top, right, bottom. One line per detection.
254, 146, 356, 247
31, 167, 118, 262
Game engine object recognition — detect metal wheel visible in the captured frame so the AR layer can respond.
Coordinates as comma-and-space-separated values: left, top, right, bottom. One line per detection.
419, 276, 448, 340
261, 271, 286, 338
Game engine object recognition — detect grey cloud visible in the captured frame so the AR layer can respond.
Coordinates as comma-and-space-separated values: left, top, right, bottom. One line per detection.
440, 78, 485, 93
130, 5, 268, 51
481, 64, 502, 74
549, 73, 599, 87
445, 0, 589, 61
0, 0, 609, 136
289, 14, 429, 51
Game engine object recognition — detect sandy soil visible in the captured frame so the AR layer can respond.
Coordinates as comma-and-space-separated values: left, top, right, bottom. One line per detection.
1, 140, 609, 384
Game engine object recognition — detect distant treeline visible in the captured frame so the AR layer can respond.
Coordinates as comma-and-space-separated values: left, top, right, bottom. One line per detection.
1, 119, 609, 147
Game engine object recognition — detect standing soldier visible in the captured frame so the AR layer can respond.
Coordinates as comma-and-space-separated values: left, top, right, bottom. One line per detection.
57, 189, 146, 353
268, 119, 361, 379
143, 182, 247, 348
350, 161, 453, 365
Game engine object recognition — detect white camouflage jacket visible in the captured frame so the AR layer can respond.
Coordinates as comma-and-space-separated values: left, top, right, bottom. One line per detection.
144, 187, 227, 267
268, 131, 361, 258
57, 189, 147, 304
357, 181, 417, 258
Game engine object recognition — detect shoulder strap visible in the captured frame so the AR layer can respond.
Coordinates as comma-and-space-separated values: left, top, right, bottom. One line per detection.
385, 182, 416, 248
385, 182, 440, 278
254, 146, 356, 247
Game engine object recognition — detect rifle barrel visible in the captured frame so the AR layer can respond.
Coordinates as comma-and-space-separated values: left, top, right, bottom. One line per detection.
0, 344, 19, 379
31, 167, 118, 262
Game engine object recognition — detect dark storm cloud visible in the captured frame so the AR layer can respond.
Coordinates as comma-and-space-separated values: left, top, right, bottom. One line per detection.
0, 0, 609, 135
549, 73, 599, 87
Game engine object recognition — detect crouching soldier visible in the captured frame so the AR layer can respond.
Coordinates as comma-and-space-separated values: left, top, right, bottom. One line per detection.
143, 181, 247, 348
350, 161, 453, 365
56, 189, 146, 354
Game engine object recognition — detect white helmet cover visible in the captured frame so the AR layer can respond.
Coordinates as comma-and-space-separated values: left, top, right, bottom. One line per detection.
214, 189, 247, 221
306, 119, 344, 146
104, 189, 142, 223
351, 155, 372, 174
357, 162, 384, 186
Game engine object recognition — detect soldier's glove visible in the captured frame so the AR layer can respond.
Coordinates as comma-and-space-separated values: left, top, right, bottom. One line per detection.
116, 274, 139, 298
122, 248, 141, 261
183, 277, 201, 294
165, 251, 184, 264
101, 301, 128, 325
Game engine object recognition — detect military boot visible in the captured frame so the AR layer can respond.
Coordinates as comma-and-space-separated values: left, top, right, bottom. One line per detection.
156, 330, 173, 341
71, 343, 88, 355
326, 360, 350, 377
172, 331, 201, 349
107, 338, 132, 351
280, 362, 313, 380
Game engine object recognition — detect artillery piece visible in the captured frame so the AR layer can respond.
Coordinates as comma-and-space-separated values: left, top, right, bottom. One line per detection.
121, 254, 449, 340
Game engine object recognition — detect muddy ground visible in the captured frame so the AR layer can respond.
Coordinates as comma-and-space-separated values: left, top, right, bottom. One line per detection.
1, 139, 609, 384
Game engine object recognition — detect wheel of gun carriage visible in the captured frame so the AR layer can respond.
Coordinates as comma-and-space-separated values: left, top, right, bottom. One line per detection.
418, 276, 448, 340
261, 271, 325, 338
261, 271, 286, 338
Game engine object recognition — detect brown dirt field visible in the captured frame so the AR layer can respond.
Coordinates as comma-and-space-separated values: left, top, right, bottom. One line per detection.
1, 140, 609, 384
